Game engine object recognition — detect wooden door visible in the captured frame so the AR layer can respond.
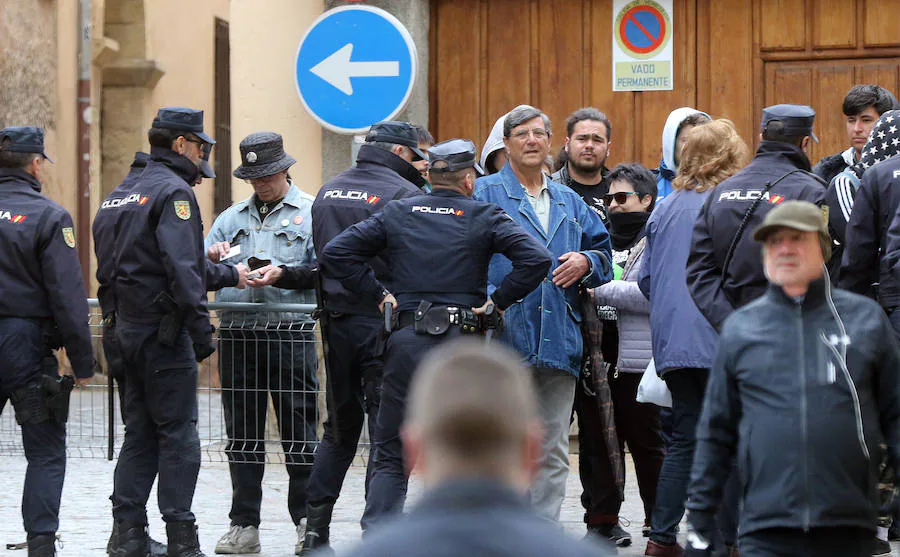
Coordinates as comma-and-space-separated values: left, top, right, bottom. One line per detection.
429, 0, 699, 169
430, 0, 900, 170
758, 0, 900, 165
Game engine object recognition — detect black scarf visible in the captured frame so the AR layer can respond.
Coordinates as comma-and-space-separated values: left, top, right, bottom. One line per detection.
356, 144, 428, 190
149, 146, 201, 186
608, 211, 650, 251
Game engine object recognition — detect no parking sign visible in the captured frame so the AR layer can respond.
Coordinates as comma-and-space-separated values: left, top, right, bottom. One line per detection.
612, 0, 674, 91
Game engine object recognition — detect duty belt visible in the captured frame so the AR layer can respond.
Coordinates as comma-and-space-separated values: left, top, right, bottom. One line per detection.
398, 301, 482, 335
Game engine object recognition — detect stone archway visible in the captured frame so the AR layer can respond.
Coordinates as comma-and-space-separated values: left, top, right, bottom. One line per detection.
98, 0, 163, 197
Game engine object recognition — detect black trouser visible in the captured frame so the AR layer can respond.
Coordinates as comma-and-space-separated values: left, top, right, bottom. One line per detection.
306, 314, 382, 508
575, 371, 608, 523
739, 527, 872, 557
112, 319, 201, 526
361, 325, 462, 531
219, 326, 319, 527
585, 370, 664, 524
0, 318, 67, 538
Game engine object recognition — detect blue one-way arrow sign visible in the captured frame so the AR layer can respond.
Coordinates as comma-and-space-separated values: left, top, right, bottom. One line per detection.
295, 6, 418, 134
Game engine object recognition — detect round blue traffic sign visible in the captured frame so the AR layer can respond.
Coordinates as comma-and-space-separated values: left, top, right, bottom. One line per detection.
295, 6, 418, 134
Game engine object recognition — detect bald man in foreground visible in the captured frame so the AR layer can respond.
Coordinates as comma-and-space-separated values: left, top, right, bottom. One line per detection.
341, 340, 612, 557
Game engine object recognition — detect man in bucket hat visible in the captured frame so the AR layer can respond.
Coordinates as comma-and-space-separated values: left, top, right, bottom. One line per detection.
684, 201, 900, 556
204, 131, 319, 555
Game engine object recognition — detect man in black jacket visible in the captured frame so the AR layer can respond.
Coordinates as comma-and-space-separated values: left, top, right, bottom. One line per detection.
0, 126, 94, 557
550, 108, 612, 222
321, 139, 552, 533
812, 85, 898, 185
106, 107, 216, 557
685, 201, 900, 557
687, 104, 826, 332
289, 121, 428, 553
840, 140, 900, 319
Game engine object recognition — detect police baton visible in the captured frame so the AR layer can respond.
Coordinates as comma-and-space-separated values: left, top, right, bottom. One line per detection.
383, 300, 394, 334
312, 268, 340, 445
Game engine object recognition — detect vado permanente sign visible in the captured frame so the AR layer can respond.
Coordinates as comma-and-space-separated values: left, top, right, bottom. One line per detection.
612, 0, 674, 92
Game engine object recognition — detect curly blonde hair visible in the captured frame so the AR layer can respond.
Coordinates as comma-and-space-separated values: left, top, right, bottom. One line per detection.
672, 119, 749, 193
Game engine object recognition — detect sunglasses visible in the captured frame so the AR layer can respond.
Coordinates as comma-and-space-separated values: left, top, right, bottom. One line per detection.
184, 137, 207, 148
602, 191, 640, 205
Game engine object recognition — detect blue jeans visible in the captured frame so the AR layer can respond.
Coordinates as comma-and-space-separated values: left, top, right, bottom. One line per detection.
650, 368, 738, 548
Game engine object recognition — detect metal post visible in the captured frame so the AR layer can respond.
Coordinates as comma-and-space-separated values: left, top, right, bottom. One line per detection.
76, 0, 92, 287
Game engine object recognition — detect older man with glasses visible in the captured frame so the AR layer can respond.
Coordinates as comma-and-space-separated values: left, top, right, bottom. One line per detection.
474, 104, 613, 523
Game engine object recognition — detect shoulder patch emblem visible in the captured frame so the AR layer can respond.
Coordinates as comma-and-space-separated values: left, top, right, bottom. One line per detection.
62, 227, 76, 248
174, 200, 191, 220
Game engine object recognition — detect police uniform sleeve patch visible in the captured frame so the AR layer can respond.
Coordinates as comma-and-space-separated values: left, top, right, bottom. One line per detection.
62, 227, 76, 248
174, 200, 191, 220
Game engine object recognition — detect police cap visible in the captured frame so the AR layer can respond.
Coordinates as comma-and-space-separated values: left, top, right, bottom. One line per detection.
761, 104, 818, 142
152, 107, 216, 145
0, 126, 53, 163
427, 139, 484, 175
365, 121, 427, 160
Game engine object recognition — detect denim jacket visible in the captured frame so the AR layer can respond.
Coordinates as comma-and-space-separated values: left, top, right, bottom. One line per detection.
474, 163, 612, 376
205, 181, 316, 326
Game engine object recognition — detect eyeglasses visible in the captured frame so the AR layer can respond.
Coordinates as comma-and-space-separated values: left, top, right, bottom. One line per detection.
602, 191, 640, 205
510, 128, 550, 141
184, 137, 206, 148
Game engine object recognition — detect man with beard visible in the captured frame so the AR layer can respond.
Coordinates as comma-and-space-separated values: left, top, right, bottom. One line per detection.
551, 108, 613, 223
550, 108, 621, 542
551, 107, 631, 546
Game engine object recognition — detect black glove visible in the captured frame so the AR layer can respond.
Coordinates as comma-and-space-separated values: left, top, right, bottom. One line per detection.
684, 509, 717, 556
193, 342, 215, 363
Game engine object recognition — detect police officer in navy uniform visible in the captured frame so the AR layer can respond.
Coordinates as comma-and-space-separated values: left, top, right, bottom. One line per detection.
320, 138, 553, 532
687, 104, 826, 332
0, 126, 93, 557
94, 150, 243, 557
290, 121, 429, 553
105, 107, 215, 557
94, 151, 243, 417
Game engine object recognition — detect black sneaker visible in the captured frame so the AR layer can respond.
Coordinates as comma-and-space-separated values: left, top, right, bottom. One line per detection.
872, 537, 892, 557
587, 523, 632, 547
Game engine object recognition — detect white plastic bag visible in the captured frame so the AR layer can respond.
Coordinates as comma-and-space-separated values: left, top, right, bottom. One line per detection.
636, 358, 672, 408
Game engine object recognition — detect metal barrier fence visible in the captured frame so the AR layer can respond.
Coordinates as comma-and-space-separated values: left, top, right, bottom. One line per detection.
0, 300, 367, 465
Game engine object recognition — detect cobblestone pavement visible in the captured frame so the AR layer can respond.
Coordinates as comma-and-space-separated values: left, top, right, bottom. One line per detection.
4, 454, 896, 556
1, 388, 897, 556
0, 452, 656, 556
